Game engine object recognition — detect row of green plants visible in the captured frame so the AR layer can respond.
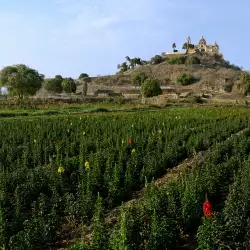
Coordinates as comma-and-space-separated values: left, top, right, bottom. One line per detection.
0, 108, 249, 249
70, 128, 250, 249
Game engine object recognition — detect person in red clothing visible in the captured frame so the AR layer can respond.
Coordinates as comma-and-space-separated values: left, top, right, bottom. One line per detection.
203, 193, 213, 217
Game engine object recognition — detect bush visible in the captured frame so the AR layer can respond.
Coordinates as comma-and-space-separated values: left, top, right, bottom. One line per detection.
140, 78, 162, 98
150, 55, 163, 65
132, 72, 149, 86
197, 216, 223, 250
177, 73, 196, 86
44, 76, 63, 93
168, 56, 186, 65
185, 56, 201, 65
240, 72, 250, 95
62, 78, 77, 93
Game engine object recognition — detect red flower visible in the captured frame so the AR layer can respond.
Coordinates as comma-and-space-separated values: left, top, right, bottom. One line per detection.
128, 137, 133, 145
203, 200, 213, 217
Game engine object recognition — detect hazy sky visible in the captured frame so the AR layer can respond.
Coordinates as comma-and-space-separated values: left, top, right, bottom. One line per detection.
0, 0, 249, 78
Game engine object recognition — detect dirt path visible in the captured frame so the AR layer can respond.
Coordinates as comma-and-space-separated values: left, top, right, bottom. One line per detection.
49, 127, 248, 250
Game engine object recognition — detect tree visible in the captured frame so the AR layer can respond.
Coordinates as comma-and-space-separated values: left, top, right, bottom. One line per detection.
0, 64, 44, 99
140, 78, 162, 98
150, 55, 162, 65
172, 43, 176, 52
62, 77, 76, 93
132, 72, 149, 86
119, 62, 129, 73
44, 75, 63, 93
83, 82, 88, 96
79, 73, 89, 79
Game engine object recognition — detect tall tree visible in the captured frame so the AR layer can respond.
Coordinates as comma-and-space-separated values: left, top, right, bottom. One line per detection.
0, 64, 44, 99
61, 77, 76, 93
79, 73, 89, 79
172, 43, 176, 52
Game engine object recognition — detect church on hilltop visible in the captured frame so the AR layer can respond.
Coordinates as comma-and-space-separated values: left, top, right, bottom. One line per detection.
186, 36, 219, 53
167, 36, 220, 55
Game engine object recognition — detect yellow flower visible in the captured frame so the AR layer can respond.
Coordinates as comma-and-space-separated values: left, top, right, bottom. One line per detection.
83, 131, 86, 135
58, 166, 65, 173
85, 161, 90, 170
34, 139, 37, 143
132, 148, 136, 153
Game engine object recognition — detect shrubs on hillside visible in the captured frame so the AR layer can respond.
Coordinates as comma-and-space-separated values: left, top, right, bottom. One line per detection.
44, 75, 63, 93
168, 56, 186, 65
132, 72, 149, 86
140, 78, 162, 97
44, 76, 77, 94
150, 55, 163, 65
240, 72, 250, 95
62, 78, 77, 93
186, 56, 201, 65
177, 73, 196, 86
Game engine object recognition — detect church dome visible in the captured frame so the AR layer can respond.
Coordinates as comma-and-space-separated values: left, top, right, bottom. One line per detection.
199, 36, 206, 45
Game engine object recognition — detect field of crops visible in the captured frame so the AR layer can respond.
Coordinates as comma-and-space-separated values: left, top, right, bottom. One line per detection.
1, 107, 250, 249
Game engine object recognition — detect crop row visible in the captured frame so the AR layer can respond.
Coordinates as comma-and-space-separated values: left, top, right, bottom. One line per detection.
0, 108, 249, 249
71, 129, 250, 249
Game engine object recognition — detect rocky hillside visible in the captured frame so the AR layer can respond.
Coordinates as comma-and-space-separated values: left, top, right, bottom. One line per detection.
75, 53, 244, 96
37, 53, 245, 98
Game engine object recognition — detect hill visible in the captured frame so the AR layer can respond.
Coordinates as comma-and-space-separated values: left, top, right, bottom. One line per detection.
37, 52, 246, 101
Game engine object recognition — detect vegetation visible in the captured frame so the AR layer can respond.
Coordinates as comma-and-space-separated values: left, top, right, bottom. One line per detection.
44, 75, 64, 93
0, 108, 250, 249
150, 55, 163, 65
168, 56, 186, 65
131, 72, 149, 86
140, 78, 162, 97
79, 73, 89, 79
0, 64, 44, 99
177, 73, 196, 85
185, 56, 201, 65
62, 77, 77, 93
240, 72, 250, 95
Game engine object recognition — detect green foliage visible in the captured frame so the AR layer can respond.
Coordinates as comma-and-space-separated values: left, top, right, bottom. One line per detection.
44, 76, 63, 93
185, 56, 201, 65
91, 193, 107, 250
240, 72, 250, 95
131, 72, 149, 86
0, 64, 43, 99
177, 73, 196, 85
168, 56, 186, 65
148, 210, 178, 250
150, 55, 163, 65
62, 77, 77, 93
1, 108, 250, 249
197, 216, 223, 250
79, 73, 89, 79
140, 78, 162, 97
118, 62, 129, 73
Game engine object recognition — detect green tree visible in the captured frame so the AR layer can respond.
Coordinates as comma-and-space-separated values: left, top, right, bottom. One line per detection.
44, 75, 63, 93
150, 55, 163, 65
131, 72, 149, 86
0, 64, 44, 99
79, 73, 89, 79
177, 73, 196, 85
172, 43, 176, 52
62, 77, 76, 93
140, 78, 162, 98
119, 62, 129, 73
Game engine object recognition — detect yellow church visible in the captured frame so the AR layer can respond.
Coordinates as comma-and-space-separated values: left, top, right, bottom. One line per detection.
186, 36, 219, 53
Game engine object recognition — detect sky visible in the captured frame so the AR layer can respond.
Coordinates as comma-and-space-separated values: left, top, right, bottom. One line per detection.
0, 0, 249, 78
